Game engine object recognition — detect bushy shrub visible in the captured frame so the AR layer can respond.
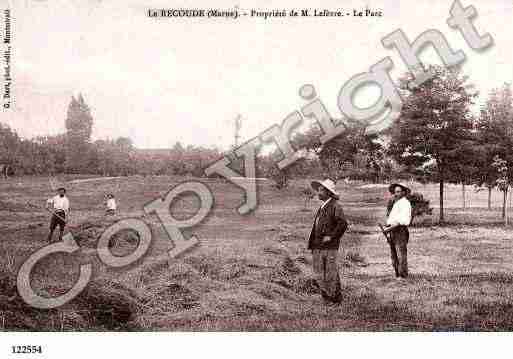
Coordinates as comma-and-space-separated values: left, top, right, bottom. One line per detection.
407, 192, 433, 223
268, 165, 289, 189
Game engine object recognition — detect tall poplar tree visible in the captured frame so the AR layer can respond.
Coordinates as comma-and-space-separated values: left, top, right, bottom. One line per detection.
65, 94, 94, 173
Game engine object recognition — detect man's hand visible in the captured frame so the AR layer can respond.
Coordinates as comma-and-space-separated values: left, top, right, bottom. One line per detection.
383, 224, 395, 233
322, 235, 331, 243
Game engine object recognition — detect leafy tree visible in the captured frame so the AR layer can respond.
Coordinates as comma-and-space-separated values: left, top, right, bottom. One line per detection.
492, 155, 510, 224
92, 137, 136, 176
32, 134, 67, 175
445, 138, 480, 209
296, 122, 385, 182
474, 83, 513, 211
319, 124, 383, 181
65, 94, 94, 173
388, 65, 476, 223
0, 123, 20, 169
268, 163, 290, 189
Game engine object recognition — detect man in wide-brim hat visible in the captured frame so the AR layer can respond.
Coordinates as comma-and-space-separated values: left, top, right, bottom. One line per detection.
383, 183, 412, 279
307, 179, 348, 304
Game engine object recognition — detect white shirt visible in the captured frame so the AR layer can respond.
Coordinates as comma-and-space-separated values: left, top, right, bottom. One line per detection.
47, 195, 70, 212
386, 197, 412, 226
320, 197, 332, 210
107, 198, 117, 210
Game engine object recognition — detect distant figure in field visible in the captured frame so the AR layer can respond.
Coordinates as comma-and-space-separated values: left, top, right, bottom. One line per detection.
105, 193, 117, 215
307, 179, 349, 304
383, 183, 412, 279
46, 187, 70, 242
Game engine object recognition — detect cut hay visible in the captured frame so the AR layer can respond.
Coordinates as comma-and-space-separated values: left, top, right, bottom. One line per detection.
262, 245, 288, 256
345, 251, 368, 267
200, 288, 285, 317
128, 247, 320, 329
295, 277, 320, 295
0, 268, 90, 331
278, 232, 304, 242
184, 253, 248, 282
67, 278, 141, 330
72, 217, 140, 249
141, 282, 200, 312
245, 281, 305, 302
0, 268, 40, 330
125, 258, 231, 304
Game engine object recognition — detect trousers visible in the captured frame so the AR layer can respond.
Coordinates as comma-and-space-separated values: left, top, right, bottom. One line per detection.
312, 249, 342, 303
389, 226, 409, 278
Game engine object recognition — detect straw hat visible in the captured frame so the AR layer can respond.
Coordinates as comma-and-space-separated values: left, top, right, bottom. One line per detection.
388, 183, 411, 194
311, 179, 339, 199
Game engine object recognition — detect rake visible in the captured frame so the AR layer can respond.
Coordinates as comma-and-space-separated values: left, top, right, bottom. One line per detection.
26, 201, 68, 224
378, 223, 391, 243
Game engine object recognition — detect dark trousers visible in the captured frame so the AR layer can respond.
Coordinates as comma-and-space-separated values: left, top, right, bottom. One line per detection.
389, 226, 409, 278
47, 210, 66, 242
312, 249, 342, 303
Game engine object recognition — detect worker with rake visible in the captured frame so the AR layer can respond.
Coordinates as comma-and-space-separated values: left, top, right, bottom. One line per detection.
46, 187, 70, 242
308, 179, 349, 304
380, 183, 412, 279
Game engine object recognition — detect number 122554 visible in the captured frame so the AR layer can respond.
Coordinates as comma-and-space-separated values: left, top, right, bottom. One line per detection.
11, 345, 43, 354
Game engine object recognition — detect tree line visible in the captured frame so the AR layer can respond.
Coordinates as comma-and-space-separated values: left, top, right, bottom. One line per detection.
260, 65, 513, 224
0, 94, 222, 178
1, 65, 512, 223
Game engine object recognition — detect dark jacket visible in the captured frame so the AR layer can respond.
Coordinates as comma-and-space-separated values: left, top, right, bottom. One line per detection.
308, 198, 348, 250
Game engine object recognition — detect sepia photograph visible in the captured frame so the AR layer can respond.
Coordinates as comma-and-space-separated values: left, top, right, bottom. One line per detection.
1, 0, 513, 357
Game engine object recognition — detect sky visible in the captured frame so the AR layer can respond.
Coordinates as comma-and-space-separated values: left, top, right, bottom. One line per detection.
2, 0, 512, 150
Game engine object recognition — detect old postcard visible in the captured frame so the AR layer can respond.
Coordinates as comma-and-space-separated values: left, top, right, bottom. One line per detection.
0, 0, 512, 357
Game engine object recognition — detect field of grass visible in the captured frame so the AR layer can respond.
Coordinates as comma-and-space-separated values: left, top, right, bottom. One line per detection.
1, 175, 513, 331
